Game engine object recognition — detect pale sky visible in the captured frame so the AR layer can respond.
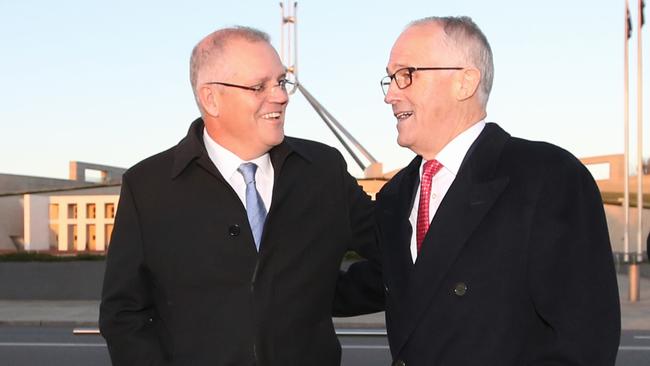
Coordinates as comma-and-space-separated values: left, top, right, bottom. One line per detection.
1, 0, 647, 179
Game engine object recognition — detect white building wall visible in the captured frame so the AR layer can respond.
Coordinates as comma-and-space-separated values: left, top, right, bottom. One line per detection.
0, 195, 24, 250
23, 194, 50, 250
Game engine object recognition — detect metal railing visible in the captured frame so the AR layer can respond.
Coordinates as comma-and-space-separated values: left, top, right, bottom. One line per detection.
73, 328, 387, 336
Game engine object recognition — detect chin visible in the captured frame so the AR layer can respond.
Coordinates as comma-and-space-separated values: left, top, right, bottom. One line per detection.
267, 133, 285, 147
396, 133, 410, 148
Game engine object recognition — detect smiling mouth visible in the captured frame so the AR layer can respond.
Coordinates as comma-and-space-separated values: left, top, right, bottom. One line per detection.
261, 112, 282, 120
395, 111, 413, 120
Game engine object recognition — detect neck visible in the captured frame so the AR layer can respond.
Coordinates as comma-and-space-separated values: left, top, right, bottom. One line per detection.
418, 109, 486, 160
204, 125, 267, 161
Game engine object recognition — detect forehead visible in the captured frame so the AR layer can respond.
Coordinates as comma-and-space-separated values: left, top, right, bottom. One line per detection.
388, 24, 453, 69
220, 39, 285, 79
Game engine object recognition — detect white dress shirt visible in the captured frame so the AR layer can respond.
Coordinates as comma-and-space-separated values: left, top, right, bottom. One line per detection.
409, 120, 486, 262
202, 128, 274, 212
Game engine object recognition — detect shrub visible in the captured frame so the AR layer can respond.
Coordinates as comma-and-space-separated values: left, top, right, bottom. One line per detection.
0, 252, 105, 262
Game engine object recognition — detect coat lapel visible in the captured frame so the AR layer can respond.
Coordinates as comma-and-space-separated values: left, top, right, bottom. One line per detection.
380, 156, 421, 296
264, 140, 293, 216
391, 123, 511, 355
258, 138, 309, 255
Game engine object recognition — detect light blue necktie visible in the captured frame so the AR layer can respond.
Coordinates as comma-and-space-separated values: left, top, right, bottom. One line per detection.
238, 163, 267, 250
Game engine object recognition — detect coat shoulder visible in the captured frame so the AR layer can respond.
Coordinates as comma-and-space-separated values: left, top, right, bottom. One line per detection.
375, 159, 417, 202
496, 136, 598, 199
502, 136, 588, 176
284, 136, 344, 165
379, 166, 408, 193
122, 146, 177, 184
284, 136, 339, 155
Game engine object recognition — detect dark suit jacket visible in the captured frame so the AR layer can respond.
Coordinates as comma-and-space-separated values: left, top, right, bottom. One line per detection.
99, 118, 380, 365
375, 123, 620, 366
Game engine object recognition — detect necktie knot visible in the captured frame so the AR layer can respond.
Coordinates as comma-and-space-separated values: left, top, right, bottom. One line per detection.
238, 163, 258, 185
422, 159, 443, 181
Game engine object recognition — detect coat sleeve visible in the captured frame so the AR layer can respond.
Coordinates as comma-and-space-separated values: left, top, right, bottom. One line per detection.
99, 176, 168, 365
332, 151, 385, 316
527, 158, 620, 365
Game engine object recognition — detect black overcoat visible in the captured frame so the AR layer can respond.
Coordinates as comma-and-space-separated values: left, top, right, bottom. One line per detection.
376, 123, 621, 366
99, 118, 378, 365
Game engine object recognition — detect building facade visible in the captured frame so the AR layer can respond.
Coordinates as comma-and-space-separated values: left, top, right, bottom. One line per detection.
26, 194, 119, 251
1, 156, 649, 255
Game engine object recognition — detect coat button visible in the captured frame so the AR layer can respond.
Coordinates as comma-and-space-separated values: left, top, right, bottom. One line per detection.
228, 224, 241, 236
453, 282, 468, 296
384, 284, 390, 294
392, 360, 406, 366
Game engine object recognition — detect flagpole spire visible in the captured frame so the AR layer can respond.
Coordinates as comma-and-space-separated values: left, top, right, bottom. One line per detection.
279, 1, 298, 95
277, 1, 382, 178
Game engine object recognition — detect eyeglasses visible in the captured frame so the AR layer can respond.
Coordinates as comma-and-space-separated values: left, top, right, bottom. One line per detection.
205, 79, 295, 97
380, 66, 464, 96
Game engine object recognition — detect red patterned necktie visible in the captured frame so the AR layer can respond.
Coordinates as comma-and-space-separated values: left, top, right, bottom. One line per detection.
416, 159, 443, 253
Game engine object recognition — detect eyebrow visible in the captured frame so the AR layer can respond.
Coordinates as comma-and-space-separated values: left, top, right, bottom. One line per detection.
386, 64, 409, 74
247, 72, 287, 86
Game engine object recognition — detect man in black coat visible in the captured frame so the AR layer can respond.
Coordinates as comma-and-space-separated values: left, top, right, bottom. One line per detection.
372, 16, 620, 366
99, 26, 381, 365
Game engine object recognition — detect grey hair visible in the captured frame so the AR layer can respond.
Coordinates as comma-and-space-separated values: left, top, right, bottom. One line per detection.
409, 16, 494, 106
189, 26, 270, 110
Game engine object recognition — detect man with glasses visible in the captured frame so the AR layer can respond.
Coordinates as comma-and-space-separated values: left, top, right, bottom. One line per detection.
372, 16, 620, 365
99, 26, 382, 365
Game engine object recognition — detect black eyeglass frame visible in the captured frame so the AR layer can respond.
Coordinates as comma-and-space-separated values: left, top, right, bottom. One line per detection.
380, 66, 464, 95
204, 79, 295, 94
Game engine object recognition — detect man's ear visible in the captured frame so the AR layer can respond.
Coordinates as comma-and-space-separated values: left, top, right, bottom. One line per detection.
456, 68, 481, 101
198, 85, 220, 117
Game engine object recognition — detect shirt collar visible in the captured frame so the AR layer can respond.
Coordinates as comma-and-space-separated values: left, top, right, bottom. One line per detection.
426, 119, 486, 176
202, 127, 273, 181
172, 118, 312, 179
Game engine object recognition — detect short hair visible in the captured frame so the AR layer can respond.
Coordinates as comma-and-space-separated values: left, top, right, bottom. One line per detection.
189, 26, 270, 109
409, 16, 494, 105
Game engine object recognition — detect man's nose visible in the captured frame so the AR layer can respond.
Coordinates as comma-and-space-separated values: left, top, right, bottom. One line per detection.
268, 85, 289, 104
384, 81, 400, 104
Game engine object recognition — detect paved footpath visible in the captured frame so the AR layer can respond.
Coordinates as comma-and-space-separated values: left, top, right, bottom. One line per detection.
0, 274, 648, 329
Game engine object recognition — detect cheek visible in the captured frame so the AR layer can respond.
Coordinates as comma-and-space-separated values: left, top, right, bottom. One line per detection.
252, 99, 269, 116
415, 94, 444, 119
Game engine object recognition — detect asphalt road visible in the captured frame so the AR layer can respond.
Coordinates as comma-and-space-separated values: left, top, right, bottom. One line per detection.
0, 325, 648, 366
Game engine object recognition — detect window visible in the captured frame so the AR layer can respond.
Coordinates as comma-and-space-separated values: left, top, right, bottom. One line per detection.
105, 203, 115, 219
67, 204, 77, 219
86, 203, 96, 219
105, 224, 114, 247
87, 224, 96, 250
49, 224, 58, 249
